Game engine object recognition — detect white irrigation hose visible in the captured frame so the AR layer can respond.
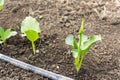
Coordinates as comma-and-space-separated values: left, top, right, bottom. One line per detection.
0, 53, 74, 80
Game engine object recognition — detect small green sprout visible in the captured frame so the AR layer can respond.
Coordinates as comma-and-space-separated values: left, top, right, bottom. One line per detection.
25, 30, 39, 55
0, 0, 4, 10
21, 16, 41, 54
65, 18, 101, 72
0, 27, 17, 44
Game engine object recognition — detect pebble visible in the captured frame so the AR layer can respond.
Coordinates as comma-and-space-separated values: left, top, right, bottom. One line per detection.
56, 66, 59, 69
36, 49, 40, 53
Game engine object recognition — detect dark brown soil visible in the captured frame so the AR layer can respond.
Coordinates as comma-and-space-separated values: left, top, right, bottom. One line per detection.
0, 0, 120, 80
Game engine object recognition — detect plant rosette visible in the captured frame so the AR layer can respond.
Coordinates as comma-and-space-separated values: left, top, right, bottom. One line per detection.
0, 27, 17, 44
65, 18, 101, 72
21, 16, 41, 54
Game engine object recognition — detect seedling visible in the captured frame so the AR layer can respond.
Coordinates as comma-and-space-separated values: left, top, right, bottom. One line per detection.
21, 16, 41, 54
0, 27, 17, 44
65, 18, 101, 72
0, 0, 4, 10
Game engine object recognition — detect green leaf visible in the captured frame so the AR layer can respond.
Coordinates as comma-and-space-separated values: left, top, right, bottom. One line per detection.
25, 30, 39, 42
71, 49, 79, 58
65, 34, 74, 46
73, 39, 78, 49
0, 41, 3, 44
79, 34, 88, 45
5, 31, 17, 39
81, 45, 92, 55
2, 29, 11, 41
0, 27, 4, 37
81, 35, 101, 50
10, 31, 17, 37
0, 27, 17, 43
0, 0, 4, 10
21, 16, 41, 34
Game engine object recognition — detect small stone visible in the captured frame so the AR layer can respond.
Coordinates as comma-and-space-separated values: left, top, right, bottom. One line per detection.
39, 16, 43, 19
65, 22, 71, 27
56, 66, 59, 69
36, 49, 40, 53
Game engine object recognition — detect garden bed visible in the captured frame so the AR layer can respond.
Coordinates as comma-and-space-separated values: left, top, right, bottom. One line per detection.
0, 0, 120, 80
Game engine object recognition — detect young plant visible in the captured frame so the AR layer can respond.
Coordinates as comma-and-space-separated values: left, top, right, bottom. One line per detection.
21, 16, 41, 54
65, 18, 101, 72
0, 27, 17, 44
0, 0, 4, 10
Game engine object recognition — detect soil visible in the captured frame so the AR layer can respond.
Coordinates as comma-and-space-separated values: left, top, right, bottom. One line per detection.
0, 0, 120, 80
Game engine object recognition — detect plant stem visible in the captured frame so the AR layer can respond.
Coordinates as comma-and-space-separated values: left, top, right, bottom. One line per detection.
75, 18, 85, 72
75, 29, 82, 72
78, 55, 84, 70
79, 18, 84, 34
75, 54, 85, 72
31, 41, 36, 55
